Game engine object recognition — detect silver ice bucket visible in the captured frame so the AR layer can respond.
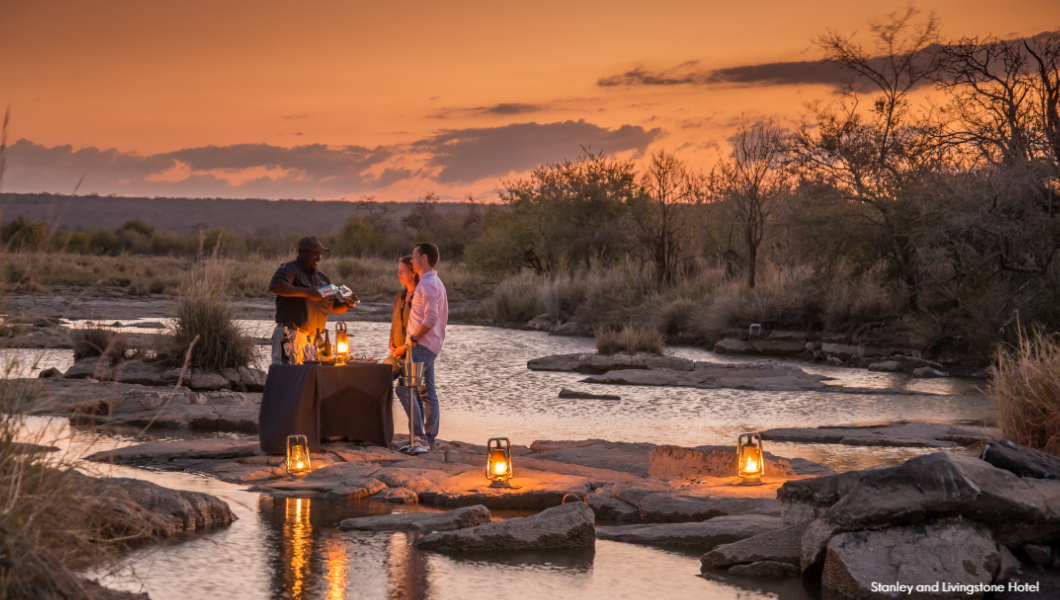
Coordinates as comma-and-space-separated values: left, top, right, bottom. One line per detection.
400, 362, 425, 387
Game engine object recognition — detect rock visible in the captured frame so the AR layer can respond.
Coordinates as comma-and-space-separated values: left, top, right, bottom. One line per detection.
821, 518, 1001, 600
748, 339, 808, 356
981, 439, 1060, 480
188, 370, 231, 390
238, 366, 266, 392
321, 478, 387, 501
636, 491, 781, 523
586, 493, 641, 524
778, 470, 866, 525
997, 544, 1022, 582
913, 366, 948, 378
221, 368, 241, 383
868, 360, 902, 372
596, 514, 784, 548
98, 476, 237, 534
761, 423, 996, 448
370, 488, 419, 504
727, 561, 801, 578
527, 353, 583, 372
416, 469, 591, 510
414, 502, 595, 552
714, 339, 758, 355
558, 388, 621, 400
64, 357, 114, 381
38, 367, 61, 378
339, 505, 491, 532
798, 452, 1060, 571
528, 439, 656, 476
701, 522, 807, 569
648, 445, 794, 481
1024, 543, 1052, 566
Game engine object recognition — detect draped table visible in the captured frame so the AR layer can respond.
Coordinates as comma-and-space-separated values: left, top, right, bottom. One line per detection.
258, 363, 394, 454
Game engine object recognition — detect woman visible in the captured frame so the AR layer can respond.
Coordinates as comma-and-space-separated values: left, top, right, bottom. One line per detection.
385, 255, 419, 373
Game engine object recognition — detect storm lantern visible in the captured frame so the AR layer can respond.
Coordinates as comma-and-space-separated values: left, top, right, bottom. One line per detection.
286, 435, 311, 475
485, 437, 514, 488
737, 433, 765, 484
737, 432, 763, 485
335, 323, 349, 360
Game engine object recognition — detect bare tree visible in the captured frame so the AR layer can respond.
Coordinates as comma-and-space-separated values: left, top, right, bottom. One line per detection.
712, 120, 790, 288
628, 150, 706, 287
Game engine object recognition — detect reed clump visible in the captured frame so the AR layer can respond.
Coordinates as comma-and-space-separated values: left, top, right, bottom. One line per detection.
162, 266, 254, 372
595, 324, 664, 356
70, 327, 135, 365
989, 327, 1060, 455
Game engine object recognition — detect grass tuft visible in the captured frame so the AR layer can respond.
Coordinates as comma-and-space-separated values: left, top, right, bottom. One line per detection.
162, 265, 255, 372
989, 326, 1060, 455
595, 324, 664, 356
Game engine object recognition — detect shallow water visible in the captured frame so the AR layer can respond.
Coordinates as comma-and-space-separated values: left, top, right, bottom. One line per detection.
8, 322, 992, 599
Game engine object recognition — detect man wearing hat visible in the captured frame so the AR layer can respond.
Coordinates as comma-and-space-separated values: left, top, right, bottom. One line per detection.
268, 236, 358, 364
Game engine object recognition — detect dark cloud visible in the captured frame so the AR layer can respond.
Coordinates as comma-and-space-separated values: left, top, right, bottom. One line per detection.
430, 102, 546, 119
414, 120, 663, 184
2, 139, 403, 199
598, 60, 849, 88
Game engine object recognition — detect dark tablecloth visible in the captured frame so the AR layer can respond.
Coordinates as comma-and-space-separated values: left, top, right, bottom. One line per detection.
259, 363, 394, 454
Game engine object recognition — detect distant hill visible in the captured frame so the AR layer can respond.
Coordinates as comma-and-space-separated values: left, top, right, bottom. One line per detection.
0, 193, 473, 235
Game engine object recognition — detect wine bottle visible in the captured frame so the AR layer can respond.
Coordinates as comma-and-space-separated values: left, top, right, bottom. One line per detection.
323, 329, 333, 360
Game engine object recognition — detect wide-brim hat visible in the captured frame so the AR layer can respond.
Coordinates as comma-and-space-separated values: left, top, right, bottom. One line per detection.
297, 236, 328, 253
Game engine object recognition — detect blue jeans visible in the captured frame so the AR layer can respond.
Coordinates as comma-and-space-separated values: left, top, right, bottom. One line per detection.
396, 345, 440, 444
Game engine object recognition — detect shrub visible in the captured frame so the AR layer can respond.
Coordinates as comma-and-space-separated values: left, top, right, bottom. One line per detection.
70, 327, 133, 365
484, 271, 545, 324
164, 268, 255, 371
989, 327, 1060, 455
595, 324, 664, 356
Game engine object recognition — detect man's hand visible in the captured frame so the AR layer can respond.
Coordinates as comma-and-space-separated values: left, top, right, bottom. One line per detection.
345, 292, 360, 307
306, 287, 324, 301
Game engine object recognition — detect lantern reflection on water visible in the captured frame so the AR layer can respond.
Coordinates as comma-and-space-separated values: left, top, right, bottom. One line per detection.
736, 432, 765, 485
286, 435, 311, 474
485, 437, 513, 488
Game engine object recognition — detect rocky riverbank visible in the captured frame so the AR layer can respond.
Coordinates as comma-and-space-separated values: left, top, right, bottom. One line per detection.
528, 352, 945, 395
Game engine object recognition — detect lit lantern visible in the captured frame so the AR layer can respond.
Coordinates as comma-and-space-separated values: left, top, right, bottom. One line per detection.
485, 437, 514, 488
737, 432, 765, 484
286, 434, 311, 475
335, 323, 349, 361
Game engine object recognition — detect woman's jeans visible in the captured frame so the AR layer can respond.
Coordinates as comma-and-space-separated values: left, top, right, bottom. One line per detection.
396, 345, 440, 444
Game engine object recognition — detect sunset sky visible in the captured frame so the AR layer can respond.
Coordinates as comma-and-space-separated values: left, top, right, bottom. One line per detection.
2, 0, 1058, 202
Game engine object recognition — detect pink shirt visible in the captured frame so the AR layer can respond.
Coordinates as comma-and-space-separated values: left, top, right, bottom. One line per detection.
409, 270, 448, 355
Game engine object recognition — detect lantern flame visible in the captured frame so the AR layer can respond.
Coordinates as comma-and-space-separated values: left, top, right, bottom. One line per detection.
492, 460, 508, 475
336, 340, 348, 354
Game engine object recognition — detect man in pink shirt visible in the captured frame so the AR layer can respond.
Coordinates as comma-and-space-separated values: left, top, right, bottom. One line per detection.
398, 242, 449, 451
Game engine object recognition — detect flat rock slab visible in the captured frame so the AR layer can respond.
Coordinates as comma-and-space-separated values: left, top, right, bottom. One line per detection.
528, 352, 694, 374
414, 502, 595, 552
761, 423, 1001, 448
16, 377, 262, 433
649, 445, 794, 481
417, 469, 592, 510
727, 561, 801, 578
597, 514, 785, 548
527, 439, 657, 477
339, 505, 492, 533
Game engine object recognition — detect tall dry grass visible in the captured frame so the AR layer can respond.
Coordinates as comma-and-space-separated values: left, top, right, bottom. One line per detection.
989, 327, 1060, 455
162, 264, 255, 372
595, 324, 664, 355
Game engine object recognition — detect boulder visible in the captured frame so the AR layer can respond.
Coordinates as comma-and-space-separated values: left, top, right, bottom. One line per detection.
701, 522, 807, 570
38, 367, 61, 378
727, 561, 801, 578
413, 501, 595, 552
339, 505, 491, 533
636, 491, 781, 523
528, 439, 656, 476
748, 339, 808, 356
821, 518, 1001, 600
596, 514, 784, 548
188, 370, 231, 390
114, 361, 176, 386
799, 453, 1060, 571
527, 353, 583, 372
98, 476, 237, 534
238, 366, 266, 392
981, 439, 1060, 480
221, 368, 241, 383
778, 469, 866, 525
